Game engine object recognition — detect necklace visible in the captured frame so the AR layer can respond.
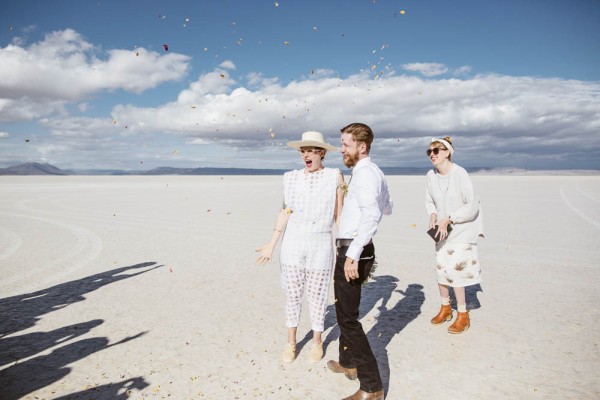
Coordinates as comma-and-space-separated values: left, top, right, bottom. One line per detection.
437, 173, 449, 193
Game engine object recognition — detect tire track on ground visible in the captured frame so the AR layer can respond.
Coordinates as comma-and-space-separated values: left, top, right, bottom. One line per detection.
559, 182, 600, 230
0, 210, 103, 293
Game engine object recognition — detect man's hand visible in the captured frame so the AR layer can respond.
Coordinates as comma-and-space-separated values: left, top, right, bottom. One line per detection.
344, 257, 358, 282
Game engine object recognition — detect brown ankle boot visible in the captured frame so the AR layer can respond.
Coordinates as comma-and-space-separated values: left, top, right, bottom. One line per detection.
448, 311, 470, 334
431, 304, 452, 324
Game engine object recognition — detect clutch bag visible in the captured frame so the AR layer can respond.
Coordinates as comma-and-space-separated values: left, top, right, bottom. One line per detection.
427, 224, 452, 243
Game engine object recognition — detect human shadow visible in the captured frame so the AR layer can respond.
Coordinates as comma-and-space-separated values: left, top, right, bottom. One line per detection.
0, 333, 147, 400
296, 275, 402, 354
448, 283, 483, 310
52, 376, 149, 400
0, 262, 160, 399
0, 262, 161, 338
367, 283, 425, 395
0, 319, 103, 367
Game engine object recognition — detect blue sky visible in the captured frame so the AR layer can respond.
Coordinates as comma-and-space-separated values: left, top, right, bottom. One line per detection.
1, 0, 599, 171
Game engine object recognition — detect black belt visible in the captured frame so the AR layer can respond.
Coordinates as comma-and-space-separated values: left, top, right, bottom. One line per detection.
336, 238, 372, 248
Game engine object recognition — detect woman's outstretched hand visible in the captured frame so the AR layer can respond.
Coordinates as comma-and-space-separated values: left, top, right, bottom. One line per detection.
255, 244, 274, 265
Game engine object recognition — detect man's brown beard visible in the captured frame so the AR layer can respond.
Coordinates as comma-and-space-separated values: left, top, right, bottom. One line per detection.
343, 151, 359, 167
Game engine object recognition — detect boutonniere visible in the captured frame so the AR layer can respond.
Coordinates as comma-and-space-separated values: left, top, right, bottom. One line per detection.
339, 182, 349, 197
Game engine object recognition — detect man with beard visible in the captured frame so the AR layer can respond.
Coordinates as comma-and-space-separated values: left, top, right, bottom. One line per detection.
327, 123, 393, 400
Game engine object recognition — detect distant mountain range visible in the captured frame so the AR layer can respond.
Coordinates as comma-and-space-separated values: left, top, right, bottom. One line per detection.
0, 162, 434, 176
0, 162, 289, 176
1, 162, 597, 176
0, 162, 73, 175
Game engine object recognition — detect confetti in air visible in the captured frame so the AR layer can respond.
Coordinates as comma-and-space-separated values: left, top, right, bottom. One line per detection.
163, 44, 169, 51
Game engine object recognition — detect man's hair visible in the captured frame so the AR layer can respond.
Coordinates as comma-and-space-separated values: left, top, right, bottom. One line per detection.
340, 122, 373, 153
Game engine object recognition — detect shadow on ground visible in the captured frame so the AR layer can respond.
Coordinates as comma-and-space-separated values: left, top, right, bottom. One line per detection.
296, 274, 425, 397
0, 262, 161, 399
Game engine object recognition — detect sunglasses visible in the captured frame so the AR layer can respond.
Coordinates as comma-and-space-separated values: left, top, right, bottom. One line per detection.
426, 148, 447, 156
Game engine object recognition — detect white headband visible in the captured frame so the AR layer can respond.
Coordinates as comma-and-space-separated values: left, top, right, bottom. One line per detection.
431, 138, 454, 156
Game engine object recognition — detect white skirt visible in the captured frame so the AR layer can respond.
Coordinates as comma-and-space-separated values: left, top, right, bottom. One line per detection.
434, 241, 482, 287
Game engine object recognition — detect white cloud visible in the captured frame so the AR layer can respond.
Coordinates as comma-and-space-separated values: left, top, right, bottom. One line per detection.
1, 29, 598, 170
0, 29, 191, 105
453, 65, 472, 76
219, 60, 236, 70
50, 69, 600, 145
402, 63, 448, 77
41, 70, 599, 169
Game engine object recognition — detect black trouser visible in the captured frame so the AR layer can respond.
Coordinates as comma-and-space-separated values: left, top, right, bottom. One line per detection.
334, 242, 382, 393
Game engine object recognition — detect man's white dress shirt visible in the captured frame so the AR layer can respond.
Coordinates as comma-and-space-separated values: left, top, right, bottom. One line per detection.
338, 157, 393, 260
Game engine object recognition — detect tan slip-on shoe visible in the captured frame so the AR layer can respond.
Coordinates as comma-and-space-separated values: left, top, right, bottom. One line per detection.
281, 343, 296, 363
309, 342, 324, 363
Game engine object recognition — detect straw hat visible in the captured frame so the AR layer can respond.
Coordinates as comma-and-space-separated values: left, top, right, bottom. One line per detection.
287, 131, 338, 151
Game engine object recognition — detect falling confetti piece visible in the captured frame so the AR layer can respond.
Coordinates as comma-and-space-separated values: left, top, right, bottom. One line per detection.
169, 267, 173, 273
220, 73, 225, 78
25, 139, 30, 142
163, 44, 169, 51
313, 26, 318, 31
274, 1, 279, 6
400, 10, 406, 14
411, 224, 417, 227
203, 47, 208, 51
207, 209, 211, 212
283, 41, 290, 46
